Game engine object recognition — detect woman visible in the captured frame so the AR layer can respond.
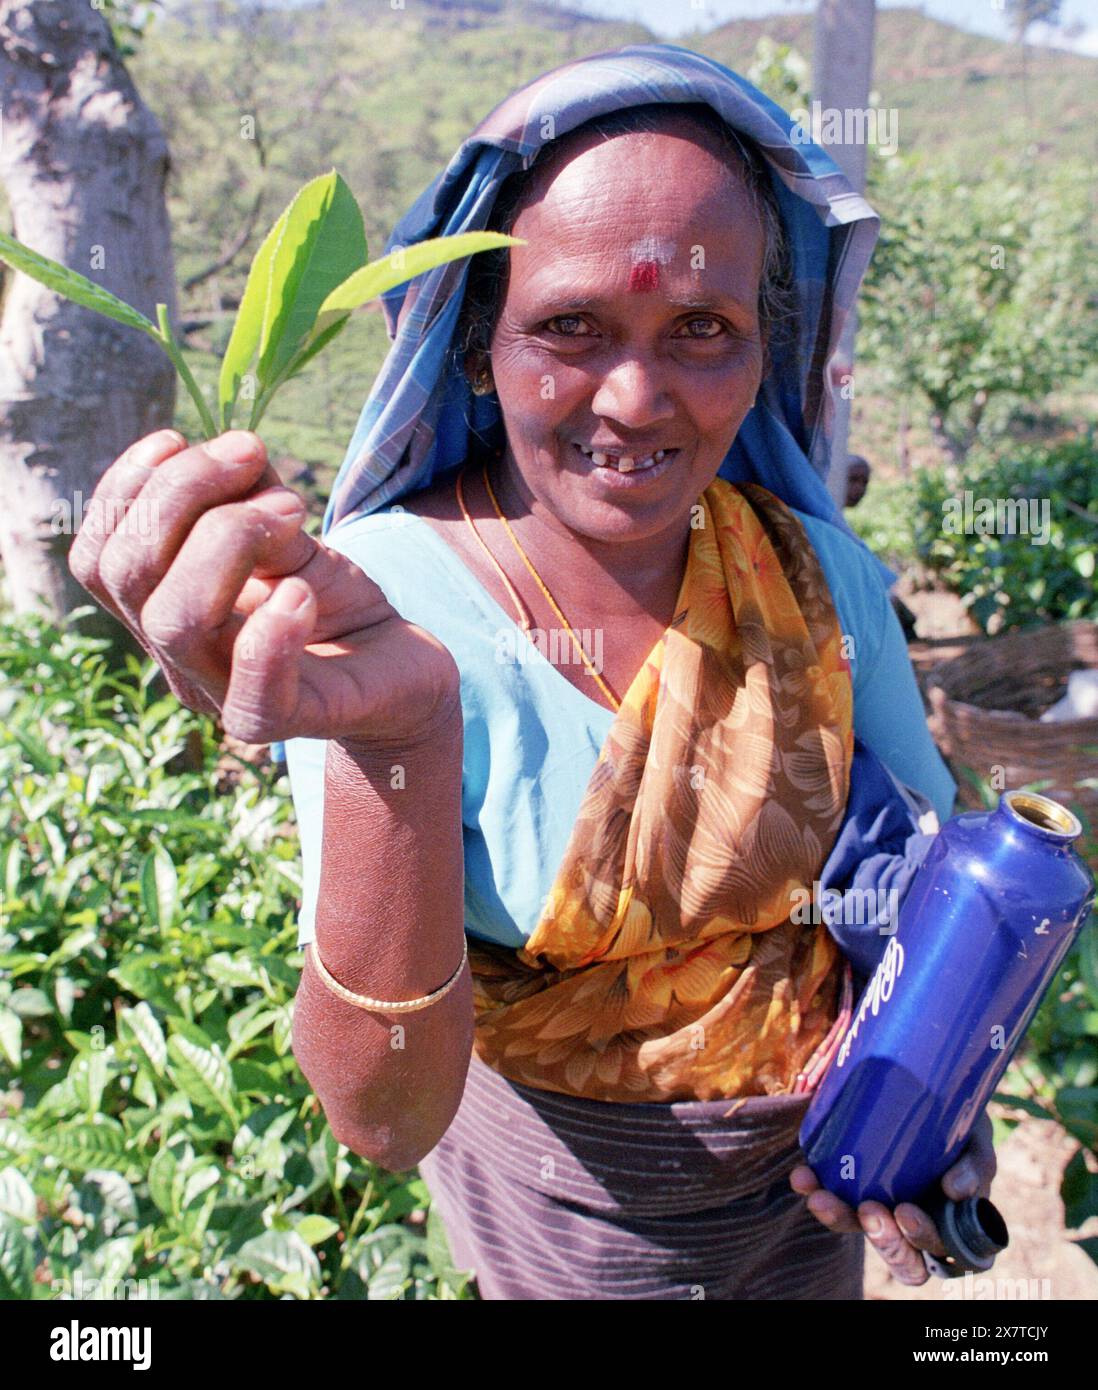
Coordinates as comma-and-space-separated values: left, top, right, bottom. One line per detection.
70, 44, 995, 1299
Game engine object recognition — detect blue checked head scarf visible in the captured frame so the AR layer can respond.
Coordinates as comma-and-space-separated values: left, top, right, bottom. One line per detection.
323, 41, 885, 576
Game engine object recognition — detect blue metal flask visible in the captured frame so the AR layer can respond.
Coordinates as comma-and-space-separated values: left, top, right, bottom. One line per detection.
799, 790, 1095, 1274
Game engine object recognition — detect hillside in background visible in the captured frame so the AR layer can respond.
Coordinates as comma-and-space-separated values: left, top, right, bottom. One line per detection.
691, 5, 1096, 168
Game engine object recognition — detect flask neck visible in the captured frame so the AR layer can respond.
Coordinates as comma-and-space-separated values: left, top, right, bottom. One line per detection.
997, 791, 1081, 847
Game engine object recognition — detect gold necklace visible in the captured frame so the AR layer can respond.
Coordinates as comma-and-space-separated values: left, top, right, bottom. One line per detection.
456, 460, 621, 711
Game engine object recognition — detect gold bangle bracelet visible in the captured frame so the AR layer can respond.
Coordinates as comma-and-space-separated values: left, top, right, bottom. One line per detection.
306, 937, 468, 1014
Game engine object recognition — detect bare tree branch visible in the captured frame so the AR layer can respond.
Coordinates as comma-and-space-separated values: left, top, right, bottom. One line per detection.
181, 184, 265, 291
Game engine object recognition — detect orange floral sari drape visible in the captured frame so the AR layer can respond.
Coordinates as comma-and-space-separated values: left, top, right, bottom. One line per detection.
467, 480, 855, 1103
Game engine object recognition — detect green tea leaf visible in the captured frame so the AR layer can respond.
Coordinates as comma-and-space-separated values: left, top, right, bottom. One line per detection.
1057, 1086, 1098, 1150
217, 205, 286, 431
205, 951, 272, 994
990, 1089, 1055, 1122
231, 1229, 320, 1296
131, 1066, 158, 1107
166, 1034, 237, 1122
140, 845, 178, 931
77, 1171, 138, 1237
259, 171, 366, 381
366, 1248, 412, 1300
1060, 1146, 1098, 1229
294, 1214, 340, 1247
5, 988, 51, 1018
219, 171, 366, 430
70, 1048, 114, 1115
118, 1001, 168, 1077
0, 229, 159, 339
88, 1234, 138, 1290
0, 1120, 34, 1159
246, 313, 352, 428
147, 1145, 179, 1219
110, 954, 177, 1012
48, 1120, 127, 1173
0, 1214, 35, 1299
3, 841, 22, 900
0, 1167, 35, 1224
314, 231, 522, 331
278, 313, 350, 384
244, 230, 520, 434
425, 1203, 470, 1288
0, 1008, 22, 1069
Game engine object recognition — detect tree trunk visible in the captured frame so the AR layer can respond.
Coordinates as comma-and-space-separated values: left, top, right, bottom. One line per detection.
897, 396, 909, 477
0, 0, 177, 638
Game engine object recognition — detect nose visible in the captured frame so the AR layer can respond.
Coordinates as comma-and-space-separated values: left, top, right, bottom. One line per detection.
589, 354, 675, 429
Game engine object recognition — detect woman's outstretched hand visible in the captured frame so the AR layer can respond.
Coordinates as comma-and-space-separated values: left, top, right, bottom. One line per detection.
69, 429, 460, 748
789, 1110, 997, 1285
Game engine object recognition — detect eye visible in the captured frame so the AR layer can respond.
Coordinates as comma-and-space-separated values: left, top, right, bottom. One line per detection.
676, 316, 727, 339
544, 316, 595, 337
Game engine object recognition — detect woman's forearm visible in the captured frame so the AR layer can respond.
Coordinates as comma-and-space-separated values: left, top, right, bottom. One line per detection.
291, 695, 472, 1170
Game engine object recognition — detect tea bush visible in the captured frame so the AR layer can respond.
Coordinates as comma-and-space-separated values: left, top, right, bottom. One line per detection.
913, 432, 1098, 634
0, 609, 474, 1299
847, 474, 922, 574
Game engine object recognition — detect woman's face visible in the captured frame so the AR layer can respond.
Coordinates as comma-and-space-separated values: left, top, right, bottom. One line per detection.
487, 123, 767, 548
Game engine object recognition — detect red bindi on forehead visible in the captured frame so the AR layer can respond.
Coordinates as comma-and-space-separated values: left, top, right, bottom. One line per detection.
627, 260, 661, 291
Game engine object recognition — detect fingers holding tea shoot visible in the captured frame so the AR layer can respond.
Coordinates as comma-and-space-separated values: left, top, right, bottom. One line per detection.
68, 428, 190, 620
138, 486, 312, 671
222, 578, 318, 744
85, 432, 272, 632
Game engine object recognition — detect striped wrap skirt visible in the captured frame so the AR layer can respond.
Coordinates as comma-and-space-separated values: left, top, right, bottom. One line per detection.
418, 1050, 865, 1300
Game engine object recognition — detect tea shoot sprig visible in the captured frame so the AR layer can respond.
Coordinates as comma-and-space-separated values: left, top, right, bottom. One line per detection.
0, 170, 522, 440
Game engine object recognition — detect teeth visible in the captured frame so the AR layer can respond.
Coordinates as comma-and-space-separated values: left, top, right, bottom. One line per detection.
580, 446, 670, 472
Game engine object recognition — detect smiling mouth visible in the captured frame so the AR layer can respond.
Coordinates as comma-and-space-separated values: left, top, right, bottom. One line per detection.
575, 444, 677, 473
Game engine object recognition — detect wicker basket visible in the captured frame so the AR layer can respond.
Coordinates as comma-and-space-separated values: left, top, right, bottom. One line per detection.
926, 621, 1098, 862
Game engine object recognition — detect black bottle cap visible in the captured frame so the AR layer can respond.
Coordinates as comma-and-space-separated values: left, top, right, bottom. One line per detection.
917, 1188, 1010, 1278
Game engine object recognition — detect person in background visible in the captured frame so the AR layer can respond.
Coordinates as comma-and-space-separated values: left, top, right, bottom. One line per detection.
844, 454, 871, 509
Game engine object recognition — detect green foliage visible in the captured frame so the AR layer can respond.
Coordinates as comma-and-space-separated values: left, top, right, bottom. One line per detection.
847, 475, 922, 573
97, 0, 164, 60
0, 610, 475, 1300
744, 36, 810, 111
912, 433, 1098, 634
860, 155, 1098, 463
